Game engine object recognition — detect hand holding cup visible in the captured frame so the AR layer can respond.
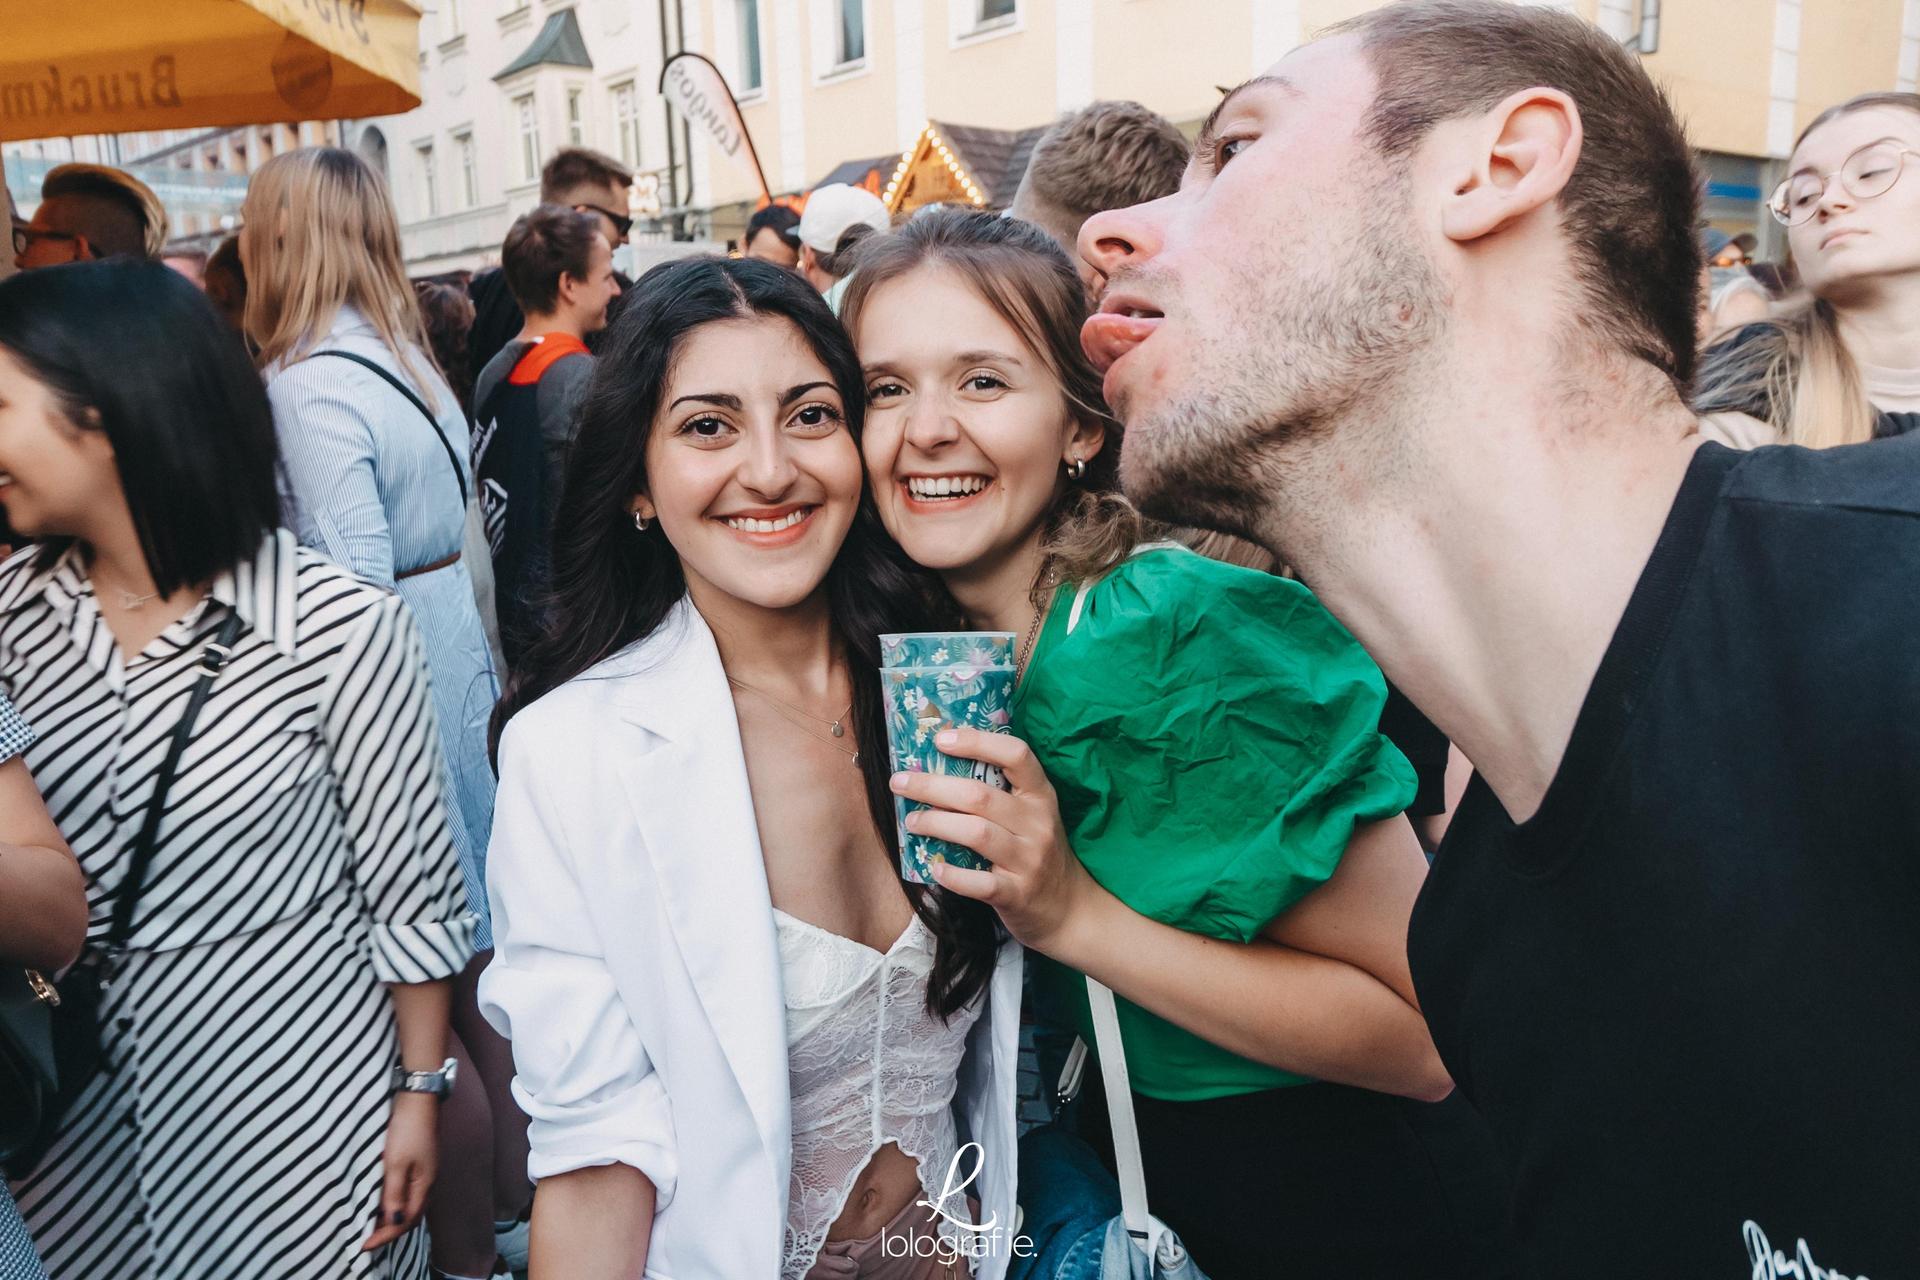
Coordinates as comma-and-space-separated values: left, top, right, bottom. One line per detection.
889, 726, 1096, 955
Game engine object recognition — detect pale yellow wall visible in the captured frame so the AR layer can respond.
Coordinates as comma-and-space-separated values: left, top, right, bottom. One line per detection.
690, 0, 1912, 221
1639, 0, 1773, 156
1796, 0, 1905, 139
1089, 0, 1253, 126
802, 0, 902, 182
730, 0, 782, 205
920, 9, 1059, 130
1298, 0, 1385, 38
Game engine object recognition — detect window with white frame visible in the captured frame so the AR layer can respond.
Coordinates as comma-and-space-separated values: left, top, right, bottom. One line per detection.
835, 0, 865, 66
977, 0, 1015, 23
514, 93, 540, 183
416, 143, 438, 217
455, 131, 478, 207
738, 0, 765, 92
567, 89, 585, 146
612, 82, 641, 168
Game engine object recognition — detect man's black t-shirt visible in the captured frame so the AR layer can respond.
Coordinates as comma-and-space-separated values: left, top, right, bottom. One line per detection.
1380, 681, 1451, 818
1410, 438, 1920, 1278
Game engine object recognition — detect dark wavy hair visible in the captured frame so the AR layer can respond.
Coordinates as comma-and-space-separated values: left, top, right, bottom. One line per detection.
492, 255, 1000, 1018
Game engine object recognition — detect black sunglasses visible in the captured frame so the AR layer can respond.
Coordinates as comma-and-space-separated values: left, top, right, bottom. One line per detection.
575, 203, 634, 240
11, 225, 81, 256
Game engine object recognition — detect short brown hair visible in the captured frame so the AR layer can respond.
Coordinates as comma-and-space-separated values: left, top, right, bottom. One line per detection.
540, 148, 634, 204
502, 204, 604, 315
1334, 0, 1701, 389
1024, 101, 1190, 222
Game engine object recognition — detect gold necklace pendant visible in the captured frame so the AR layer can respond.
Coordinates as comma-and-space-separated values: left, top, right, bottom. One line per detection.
727, 675, 852, 734
728, 676, 860, 765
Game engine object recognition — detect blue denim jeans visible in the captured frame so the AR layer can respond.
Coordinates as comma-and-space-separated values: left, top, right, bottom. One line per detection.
1005, 1124, 1119, 1280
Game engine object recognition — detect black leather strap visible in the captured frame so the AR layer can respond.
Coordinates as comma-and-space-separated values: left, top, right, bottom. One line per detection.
309, 349, 468, 506
105, 611, 244, 952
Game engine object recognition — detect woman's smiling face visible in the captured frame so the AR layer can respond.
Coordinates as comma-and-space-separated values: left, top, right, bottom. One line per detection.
636, 314, 863, 612
0, 344, 116, 540
853, 264, 1102, 576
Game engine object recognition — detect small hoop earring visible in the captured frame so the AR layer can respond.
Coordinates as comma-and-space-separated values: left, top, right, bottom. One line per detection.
632, 511, 652, 532
1066, 456, 1088, 482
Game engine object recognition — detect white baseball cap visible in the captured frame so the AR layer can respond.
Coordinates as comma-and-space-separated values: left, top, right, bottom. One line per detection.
798, 184, 890, 254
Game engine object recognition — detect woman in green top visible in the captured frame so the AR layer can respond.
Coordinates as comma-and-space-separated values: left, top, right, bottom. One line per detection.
842, 209, 1512, 1278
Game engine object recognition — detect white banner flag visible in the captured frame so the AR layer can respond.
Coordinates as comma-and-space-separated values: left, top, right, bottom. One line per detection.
658, 51, 769, 200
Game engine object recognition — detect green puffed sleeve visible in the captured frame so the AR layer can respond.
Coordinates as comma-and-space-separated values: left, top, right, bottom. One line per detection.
1015, 546, 1416, 944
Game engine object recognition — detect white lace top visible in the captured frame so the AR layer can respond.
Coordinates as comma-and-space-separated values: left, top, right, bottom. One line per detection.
774, 907, 985, 1279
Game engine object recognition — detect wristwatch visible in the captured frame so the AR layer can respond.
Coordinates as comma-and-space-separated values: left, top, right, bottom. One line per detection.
391, 1057, 459, 1100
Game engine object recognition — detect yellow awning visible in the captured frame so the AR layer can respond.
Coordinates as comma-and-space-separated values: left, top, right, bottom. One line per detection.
0, 0, 423, 143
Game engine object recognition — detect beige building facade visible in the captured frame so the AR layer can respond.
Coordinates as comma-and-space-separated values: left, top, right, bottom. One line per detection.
9, 2, 1916, 270
678, 0, 1915, 257
25, 0, 1872, 271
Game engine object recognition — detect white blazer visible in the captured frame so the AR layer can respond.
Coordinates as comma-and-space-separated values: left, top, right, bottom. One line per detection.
480, 599, 1024, 1280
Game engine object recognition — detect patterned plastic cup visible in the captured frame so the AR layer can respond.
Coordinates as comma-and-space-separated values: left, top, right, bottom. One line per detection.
880, 631, 1017, 670
879, 632, 1018, 885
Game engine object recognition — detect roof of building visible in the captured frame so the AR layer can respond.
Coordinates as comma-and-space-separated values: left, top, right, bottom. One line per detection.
936, 120, 1048, 206
813, 154, 896, 191
495, 8, 592, 81
811, 122, 1050, 211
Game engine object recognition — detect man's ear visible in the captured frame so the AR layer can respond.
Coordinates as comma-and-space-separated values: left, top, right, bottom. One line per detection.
1440, 87, 1583, 244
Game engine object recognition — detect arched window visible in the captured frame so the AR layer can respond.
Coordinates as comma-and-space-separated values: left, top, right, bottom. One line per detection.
357, 125, 391, 185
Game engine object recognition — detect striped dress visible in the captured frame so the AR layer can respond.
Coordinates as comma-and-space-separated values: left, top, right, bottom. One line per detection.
0, 532, 476, 1279
267, 307, 499, 948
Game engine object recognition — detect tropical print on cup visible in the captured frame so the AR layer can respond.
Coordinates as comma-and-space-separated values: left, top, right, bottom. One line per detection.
879, 631, 1017, 670
879, 632, 1018, 885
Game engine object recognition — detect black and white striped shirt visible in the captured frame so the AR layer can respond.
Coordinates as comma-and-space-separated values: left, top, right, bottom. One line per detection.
0, 529, 473, 1277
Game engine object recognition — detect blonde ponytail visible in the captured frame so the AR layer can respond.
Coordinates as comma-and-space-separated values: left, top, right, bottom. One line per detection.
1784, 300, 1876, 448
1695, 298, 1877, 448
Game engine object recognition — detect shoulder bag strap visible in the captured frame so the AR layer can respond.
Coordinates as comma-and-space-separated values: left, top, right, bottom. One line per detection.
309, 349, 468, 506
105, 610, 245, 952
1086, 976, 1154, 1247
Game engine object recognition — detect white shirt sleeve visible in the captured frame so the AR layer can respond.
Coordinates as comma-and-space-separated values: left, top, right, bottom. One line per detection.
479, 715, 680, 1201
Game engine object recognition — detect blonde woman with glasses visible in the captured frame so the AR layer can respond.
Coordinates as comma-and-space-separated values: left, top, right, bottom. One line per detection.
241, 148, 527, 1280
1697, 92, 1920, 446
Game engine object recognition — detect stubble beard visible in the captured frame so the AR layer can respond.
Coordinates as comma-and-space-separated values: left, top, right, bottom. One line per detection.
1118, 192, 1445, 556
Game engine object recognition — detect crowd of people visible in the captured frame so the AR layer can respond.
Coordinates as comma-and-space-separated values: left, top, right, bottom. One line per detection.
1, 1, 1916, 1278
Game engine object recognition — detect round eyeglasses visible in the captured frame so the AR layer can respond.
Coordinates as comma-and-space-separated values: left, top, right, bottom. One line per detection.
1769, 141, 1920, 226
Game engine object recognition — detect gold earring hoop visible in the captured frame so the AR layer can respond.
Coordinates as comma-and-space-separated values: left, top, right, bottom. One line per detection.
1065, 456, 1088, 481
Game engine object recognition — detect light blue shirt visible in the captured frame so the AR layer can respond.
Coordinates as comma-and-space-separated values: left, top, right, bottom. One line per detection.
266, 306, 500, 948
